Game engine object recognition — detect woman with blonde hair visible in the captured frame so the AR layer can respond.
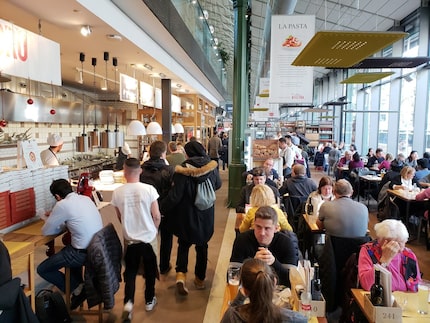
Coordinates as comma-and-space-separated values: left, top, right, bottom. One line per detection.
389, 165, 416, 191
221, 258, 307, 323
239, 184, 292, 233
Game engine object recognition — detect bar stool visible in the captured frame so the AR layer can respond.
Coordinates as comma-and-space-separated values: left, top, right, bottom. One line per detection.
65, 267, 103, 322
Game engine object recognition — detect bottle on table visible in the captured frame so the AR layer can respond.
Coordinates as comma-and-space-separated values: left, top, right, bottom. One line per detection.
370, 268, 384, 306
311, 263, 322, 301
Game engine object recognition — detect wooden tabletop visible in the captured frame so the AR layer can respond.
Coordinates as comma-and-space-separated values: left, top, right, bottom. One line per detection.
359, 175, 382, 182
387, 189, 421, 201
3, 240, 34, 258
303, 213, 324, 233
351, 288, 430, 322
3, 220, 59, 247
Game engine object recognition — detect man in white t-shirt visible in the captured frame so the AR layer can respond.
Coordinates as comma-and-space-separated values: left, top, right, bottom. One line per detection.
111, 158, 161, 319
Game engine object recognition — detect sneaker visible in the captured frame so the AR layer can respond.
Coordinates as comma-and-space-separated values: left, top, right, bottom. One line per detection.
194, 277, 205, 290
145, 296, 157, 311
176, 272, 189, 296
122, 301, 133, 323
160, 264, 172, 275
70, 288, 87, 310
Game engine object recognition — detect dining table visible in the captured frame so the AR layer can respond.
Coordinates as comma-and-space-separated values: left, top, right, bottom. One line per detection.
351, 288, 430, 322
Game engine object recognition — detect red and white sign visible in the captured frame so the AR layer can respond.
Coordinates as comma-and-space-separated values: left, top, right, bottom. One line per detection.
0, 19, 61, 85
269, 15, 315, 104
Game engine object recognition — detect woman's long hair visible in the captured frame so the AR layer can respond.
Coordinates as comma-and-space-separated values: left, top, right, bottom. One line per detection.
237, 259, 282, 323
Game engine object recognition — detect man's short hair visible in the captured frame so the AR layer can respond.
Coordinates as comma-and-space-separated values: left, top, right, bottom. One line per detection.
149, 141, 167, 159
251, 167, 266, 177
50, 178, 73, 199
254, 205, 278, 225
124, 158, 141, 169
375, 148, 383, 154
292, 164, 306, 176
168, 141, 177, 152
278, 137, 286, 144
417, 158, 429, 169
284, 134, 292, 139
333, 179, 353, 197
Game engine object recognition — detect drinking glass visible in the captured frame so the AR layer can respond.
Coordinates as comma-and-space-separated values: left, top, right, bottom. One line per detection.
417, 282, 430, 314
227, 262, 241, 297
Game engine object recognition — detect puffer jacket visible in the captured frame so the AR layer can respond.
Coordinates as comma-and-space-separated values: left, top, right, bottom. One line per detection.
160, 158, 221, 244
84, 223, 122, 309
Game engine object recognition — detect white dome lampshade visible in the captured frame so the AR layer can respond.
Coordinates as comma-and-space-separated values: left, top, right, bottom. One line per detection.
171, 124, 176, 134
127, 120, 146, 135
146, 121, 163, 135
174, 122, 185, 134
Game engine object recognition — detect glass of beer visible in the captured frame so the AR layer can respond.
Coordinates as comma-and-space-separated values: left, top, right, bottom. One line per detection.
227, 262, 242, 298
418, 281, 430, 314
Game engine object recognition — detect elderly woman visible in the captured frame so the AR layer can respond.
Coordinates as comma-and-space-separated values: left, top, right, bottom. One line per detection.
358, 219, 421, 292
239, 184, 292, 233
306, 176, 334, 216
221, 258, 307, 323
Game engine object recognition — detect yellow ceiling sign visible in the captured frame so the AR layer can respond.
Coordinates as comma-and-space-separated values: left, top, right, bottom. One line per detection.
292, 31, 407, 68
340, 72, 394, 84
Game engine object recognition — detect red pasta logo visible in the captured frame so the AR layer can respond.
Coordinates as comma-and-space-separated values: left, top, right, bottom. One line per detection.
282, 35, 302, 48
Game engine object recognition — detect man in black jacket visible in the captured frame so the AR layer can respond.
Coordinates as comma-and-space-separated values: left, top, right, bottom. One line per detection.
140, 140, 175, 275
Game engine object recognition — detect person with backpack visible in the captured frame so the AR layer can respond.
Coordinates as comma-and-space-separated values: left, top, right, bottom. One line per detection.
160, 141, 221, 296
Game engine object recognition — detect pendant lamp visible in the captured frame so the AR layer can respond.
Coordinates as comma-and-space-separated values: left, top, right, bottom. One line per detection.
146, 121, 162, 135
174, 122, 185, 134
127, 120, 147, 136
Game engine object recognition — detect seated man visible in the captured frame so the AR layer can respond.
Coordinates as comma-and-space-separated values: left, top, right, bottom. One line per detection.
37, 179, 103, 309
230, 206, 299, 287
317, 179, 368, 237
279, 164, 317, 198
336, 150, 353, 180
236, 167, 280, 214
366, 148, 385, 168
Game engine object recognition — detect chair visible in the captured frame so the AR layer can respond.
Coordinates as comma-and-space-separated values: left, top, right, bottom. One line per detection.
319, 235, 371, 313
282, 194, 307, 231
65, 223, 122, 322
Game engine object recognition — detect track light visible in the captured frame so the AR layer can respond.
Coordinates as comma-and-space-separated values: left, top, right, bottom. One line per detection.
80, 25, 92, 37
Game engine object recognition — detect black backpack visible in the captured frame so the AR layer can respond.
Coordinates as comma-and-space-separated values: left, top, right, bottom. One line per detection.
35, 289, 71, 323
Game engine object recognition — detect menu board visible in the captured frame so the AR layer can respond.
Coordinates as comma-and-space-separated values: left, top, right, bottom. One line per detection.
252, 140, 279, 161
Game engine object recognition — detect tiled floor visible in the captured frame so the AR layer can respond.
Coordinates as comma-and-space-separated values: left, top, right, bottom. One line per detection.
31, 167, 430, 322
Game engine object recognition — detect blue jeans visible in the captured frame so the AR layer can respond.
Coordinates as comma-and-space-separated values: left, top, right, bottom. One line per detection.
176, 239, 208, 281
37, 244, 87, 293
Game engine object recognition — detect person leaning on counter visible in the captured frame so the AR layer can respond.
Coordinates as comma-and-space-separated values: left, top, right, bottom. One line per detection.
40, 133, 63, 166
37, 179, 103, 309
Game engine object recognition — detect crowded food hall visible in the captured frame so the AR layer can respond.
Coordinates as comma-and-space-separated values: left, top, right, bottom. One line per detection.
1, 0, 430, 322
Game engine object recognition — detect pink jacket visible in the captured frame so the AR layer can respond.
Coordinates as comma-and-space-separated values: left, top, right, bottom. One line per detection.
358, 243, 421, 292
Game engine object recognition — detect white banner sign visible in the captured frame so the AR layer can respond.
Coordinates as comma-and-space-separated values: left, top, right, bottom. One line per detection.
269, 15, 315, 104
0, 19, 61, 85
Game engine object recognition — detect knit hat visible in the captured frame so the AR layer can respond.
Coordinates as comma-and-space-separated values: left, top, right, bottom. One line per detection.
47, 133, 63, 146
184, 141, 207, 158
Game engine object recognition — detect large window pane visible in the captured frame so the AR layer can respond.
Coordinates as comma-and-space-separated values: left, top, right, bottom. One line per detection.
398, 75, 416, 154
378, 83, 390, 153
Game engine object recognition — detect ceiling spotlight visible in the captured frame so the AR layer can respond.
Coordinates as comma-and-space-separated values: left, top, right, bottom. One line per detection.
209, 25, 214, 34
176, 83, 182, 88
144, 64, 153, 71
159, 72, 166, 78
80, 25, 92, 37
213, 38, 219, 46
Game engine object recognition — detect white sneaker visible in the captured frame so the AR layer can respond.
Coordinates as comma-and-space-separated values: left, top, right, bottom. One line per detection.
122, 301, 133, 322
145, 296, 157, 312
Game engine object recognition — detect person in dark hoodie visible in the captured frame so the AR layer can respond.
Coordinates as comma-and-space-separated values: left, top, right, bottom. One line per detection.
160, 141, 221, 296
140, 140, 175, 275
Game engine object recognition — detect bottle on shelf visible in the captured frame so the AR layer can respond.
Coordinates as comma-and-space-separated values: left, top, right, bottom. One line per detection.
370, 268, 384, 306
311, 263, 322, 301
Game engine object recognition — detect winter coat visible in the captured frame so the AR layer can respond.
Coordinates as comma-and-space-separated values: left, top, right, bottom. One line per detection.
160, 158, 221, 245
140, 158, 174, 199
84, 223, 122, 309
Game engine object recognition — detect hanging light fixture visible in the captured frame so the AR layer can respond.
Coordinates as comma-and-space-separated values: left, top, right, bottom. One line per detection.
101, 51, 108, 91
171, 124, 176, 134
174, 122, 185, 134
76, 94, 89, 152
88, 57, 99, 147
112, 57, 124, 147
127, 119, 147, 135
80, 25, 92, 37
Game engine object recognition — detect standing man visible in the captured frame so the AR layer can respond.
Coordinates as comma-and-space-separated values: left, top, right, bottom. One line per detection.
40, 133, 63, 166
111, 158, 161, 320
37, 179, 103, 309
166, 141, 186, 167
160, 141, 221, 295
317, 179, 368, 237
278, 137, 293, 178
207, 130, 222, 168
140, 141, 175, 275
